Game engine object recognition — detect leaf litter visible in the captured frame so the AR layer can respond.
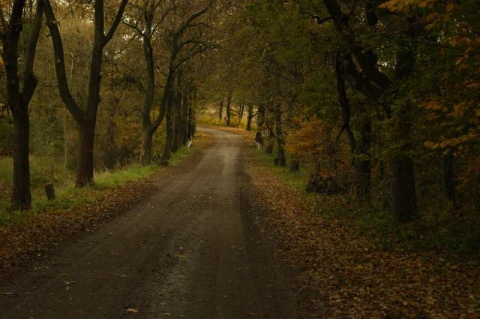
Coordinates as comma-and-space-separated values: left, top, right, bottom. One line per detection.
243, 145, 480, 319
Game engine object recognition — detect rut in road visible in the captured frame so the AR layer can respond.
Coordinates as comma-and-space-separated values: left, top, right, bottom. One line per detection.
0, 127, 297, 319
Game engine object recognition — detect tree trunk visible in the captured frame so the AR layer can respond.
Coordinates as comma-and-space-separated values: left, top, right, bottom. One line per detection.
353, 120, 371, 199
140, 128, 154, 165
274, 104, 285, 167
257, 104, 266, 128
171, 85, 181, 153
164, 90, 174, 163
76, 121, 95, 187
3, 0, 44, 211
238, 102, 245, 122
392, 155, 417, 223
140, 31, 155, 165
290, 159, 300, 172
181, 83, 189, 145
246, 104, 254, 131
188, 105, 195, 140
44, 0, 128, 186
11, 107, 32, 210
226, 90, 233, 127
444, 149, 456, 208
391, 27, 418, 222
219, 100, 224, 121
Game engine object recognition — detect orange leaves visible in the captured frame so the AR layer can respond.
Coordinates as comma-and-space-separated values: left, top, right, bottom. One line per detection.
244, 146, 480, 318
379, 0, 436, 13
378, 0, 457, 13
285, 118, 331, 172
424, 132, 477, 150
378, 0, 458, 30
421, 98, 479, 153
423, 100, 443, 111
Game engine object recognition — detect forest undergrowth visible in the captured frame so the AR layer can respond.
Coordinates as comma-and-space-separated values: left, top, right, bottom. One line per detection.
243, 140, 480, 318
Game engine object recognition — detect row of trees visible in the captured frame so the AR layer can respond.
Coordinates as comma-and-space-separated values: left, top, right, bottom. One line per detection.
1, 0, 219, 210
1, 0, 479, 224
206, 0, 479, 223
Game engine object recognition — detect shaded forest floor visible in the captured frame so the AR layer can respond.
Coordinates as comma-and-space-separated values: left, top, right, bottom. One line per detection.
242, 137, 480, 318
0, 133, 214, 280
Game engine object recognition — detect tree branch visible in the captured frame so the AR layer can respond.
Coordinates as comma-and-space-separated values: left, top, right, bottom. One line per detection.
104, 0, 129, 43
43, 0, 83, 123
22, 0, 44, 105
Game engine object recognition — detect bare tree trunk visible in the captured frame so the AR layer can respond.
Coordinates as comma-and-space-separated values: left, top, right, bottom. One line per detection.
188, 104, 195, 140
226, 90, 233, 127
164, 89, 175, 163
3, 0, 44, 210
219, 99, 224, 121
76, 121, 96, 187
274, 104, 285, 167
44, 0, 128, 186
444, 149, 456, 207
11, 108, 32, 210
353, 120, 371, 199
246, 104, 254, 131
171, 72, 182, 153
140, 128, 154, 165
181, 82, 190, 145
392, 155, 417, 222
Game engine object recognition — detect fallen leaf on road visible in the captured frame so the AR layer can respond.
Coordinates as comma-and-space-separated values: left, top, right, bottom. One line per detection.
126, 308, 140, 313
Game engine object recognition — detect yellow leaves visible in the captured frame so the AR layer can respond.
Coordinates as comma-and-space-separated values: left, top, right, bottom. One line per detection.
448, 103, 465, 118
446, 2, 457, 14
379, 0, 436, 13
378, 0, 458, 28
424, 132, 477, 150
126, 308, 140, 313
285, 118, 327, 163
423, 100, 443, 111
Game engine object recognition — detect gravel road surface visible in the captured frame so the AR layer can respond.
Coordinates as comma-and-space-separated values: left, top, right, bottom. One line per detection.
0, 127, 297, 319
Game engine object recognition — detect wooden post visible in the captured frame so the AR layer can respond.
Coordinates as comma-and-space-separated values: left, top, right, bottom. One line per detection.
45, 183, 55, 201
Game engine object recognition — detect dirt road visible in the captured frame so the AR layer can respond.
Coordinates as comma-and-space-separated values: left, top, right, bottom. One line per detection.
0, 128, 297, 319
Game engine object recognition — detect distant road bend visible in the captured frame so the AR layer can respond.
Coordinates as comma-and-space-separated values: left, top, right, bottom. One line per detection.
0, 127, 297, 319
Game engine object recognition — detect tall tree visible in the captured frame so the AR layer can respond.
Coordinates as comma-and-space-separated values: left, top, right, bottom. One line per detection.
0, 0, 44, 210
161, 2, 212, 162
43, 0, 128, 186
123, 0, 172, 165
316, 0, 419, 222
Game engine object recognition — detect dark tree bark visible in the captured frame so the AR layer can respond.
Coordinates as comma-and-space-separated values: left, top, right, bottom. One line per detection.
181, 81, 190, 145
443, 149, 456, 207
353, 121, 371, 198
392, 155, 417, 223
163, 87, 175, 163
219, 99, 224, 121
226, 90, 233, 127
257, 104, 266, 128
1, 0, 44, 210
44, 0, 128, 187
322, 0, 418, 221
246, 104, 254, 131
238, 102, 245, 123
76, 120, 96, 186
335, 54, 371, 198
290, 159, 300, 172
124, 2, 211, 164
390, 24, 419, 223
171, 72, 182, 153
274, 104, 285, 167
